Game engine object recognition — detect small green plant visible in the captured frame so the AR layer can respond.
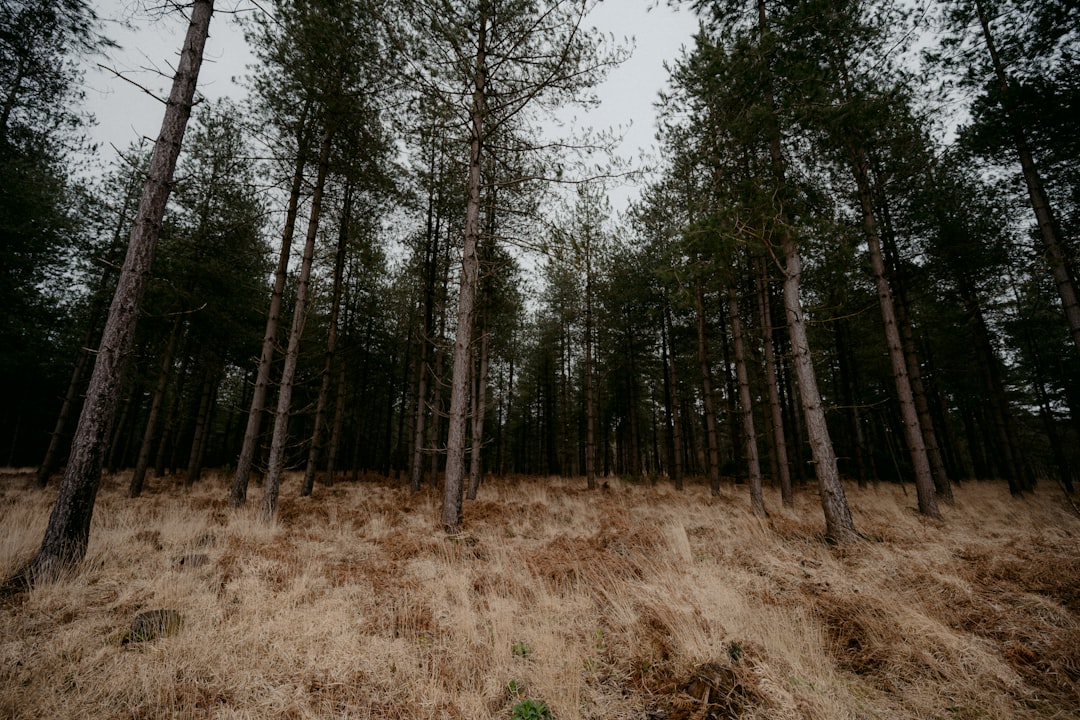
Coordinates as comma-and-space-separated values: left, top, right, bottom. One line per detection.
511, 640, 530, 657
727, 640, 743, 664
506, 679, 525, 699
511, 698, 550, 720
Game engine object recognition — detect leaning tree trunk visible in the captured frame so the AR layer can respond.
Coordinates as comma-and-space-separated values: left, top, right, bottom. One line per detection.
230, 109, 311, 507
24, 0, 213, 584
302, 185, 352, 497
728, 286, 766, 517
261, 131, 332, 520
851, 153, 940, 519
974, 0, 1080, 357
440, 6, 487, 533
782, 237, 857, 541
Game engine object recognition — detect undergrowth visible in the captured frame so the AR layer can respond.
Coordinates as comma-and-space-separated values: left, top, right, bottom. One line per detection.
1, 469, 1078, 719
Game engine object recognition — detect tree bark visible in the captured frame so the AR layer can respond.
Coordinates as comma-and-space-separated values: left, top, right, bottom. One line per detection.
261, 131, 332, 520
230, 109, 310, 507
974, 0, 1080, 357
440, 5, 487, 533
728, 286, 766, 516
184, 359, 218, 487
128, 317, 182, 497
755, 258, 792, 506
782, 239, 857, 541
851, 153, 940, 519
467, 316, 490, 500
302, 185, 351, 497
25, 0, 213, 583
662, 301, 685, 490
694, 279, 722, 494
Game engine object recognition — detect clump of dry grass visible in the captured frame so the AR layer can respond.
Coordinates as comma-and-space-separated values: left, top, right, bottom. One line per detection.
2, 470, 1078, 719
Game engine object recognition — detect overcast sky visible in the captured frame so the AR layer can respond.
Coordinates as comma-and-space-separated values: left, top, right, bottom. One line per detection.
83, 0, 700, 212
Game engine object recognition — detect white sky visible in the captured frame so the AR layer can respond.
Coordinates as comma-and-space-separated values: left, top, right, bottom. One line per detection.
82, 0, 699, 212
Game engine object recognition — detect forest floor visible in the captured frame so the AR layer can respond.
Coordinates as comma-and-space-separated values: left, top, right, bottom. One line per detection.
1, 469, 1078, 720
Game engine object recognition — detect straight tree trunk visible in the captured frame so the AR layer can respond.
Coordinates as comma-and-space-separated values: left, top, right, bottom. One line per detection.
261, 132, 333, 519
662, 301, 684, 490
880, 205, 952, 501
755, 258, 792, 506
694, 280, 722, 494
184, 359, 218, 487
728, 286, 766, 516
128, 316, 182, 497
440, 5, 487, 532
974, 0, 1080, 357
851, 154, 940, 519
302, 185, 352, 497
25, 0, 213, 583
154, 350, 190, 477
584, 243, 597, 488
467, 317, 490, 500
324, 356, 349, 486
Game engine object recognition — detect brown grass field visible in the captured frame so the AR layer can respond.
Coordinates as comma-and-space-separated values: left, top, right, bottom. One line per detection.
1, 470, 1078, 719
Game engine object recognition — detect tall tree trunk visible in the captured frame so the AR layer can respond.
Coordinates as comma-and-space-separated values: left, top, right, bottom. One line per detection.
302, 185, 352, 497
728, 286, 765, 516
230, 113, 310, 507
662, 301, 685, 490
128, 317, 182, 497
184, 359, 218, 487
755, 258, 792, 506
756, 0, 854, 535
694, 280, 723, 493
324, 356, 349, 486
154, 350, 190, 477
974, 0, 1080, 357
782, 238, 857, 540
467, 316, 490, 500
880, 206, 952, 501
261, 131, 332, 519
441, 5, 487, 532
851, 153, 940, 519
25, 0, 213, 583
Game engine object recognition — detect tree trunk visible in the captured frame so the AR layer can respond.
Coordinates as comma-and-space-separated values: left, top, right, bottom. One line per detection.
662, 301, 684, 490
230, 118, 310, 507
974, 0, 1080, 357
694, 280, 722, 493
324, 355, 349, 486
25, 0, 213, 583
782, 238, 857, 541
467, 316, 490, 500
261, 131, 332, 520
184, 359, 218, 487
302, 185, 351, 497
755, 258, 792, 506
728, 286, 766, 516
128, 317, 182, 497
440, 5, 487, 533
851, 153, 940, 519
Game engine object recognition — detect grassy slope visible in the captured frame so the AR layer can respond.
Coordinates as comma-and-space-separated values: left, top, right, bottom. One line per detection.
1, 470, 1078, 719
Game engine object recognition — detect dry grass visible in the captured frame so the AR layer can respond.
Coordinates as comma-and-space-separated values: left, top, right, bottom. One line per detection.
2, 469, 1079, 719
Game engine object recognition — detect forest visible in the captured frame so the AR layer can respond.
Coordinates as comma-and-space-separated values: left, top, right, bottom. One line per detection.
2, 0, 1080, 716
2, 0, 1079, 575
